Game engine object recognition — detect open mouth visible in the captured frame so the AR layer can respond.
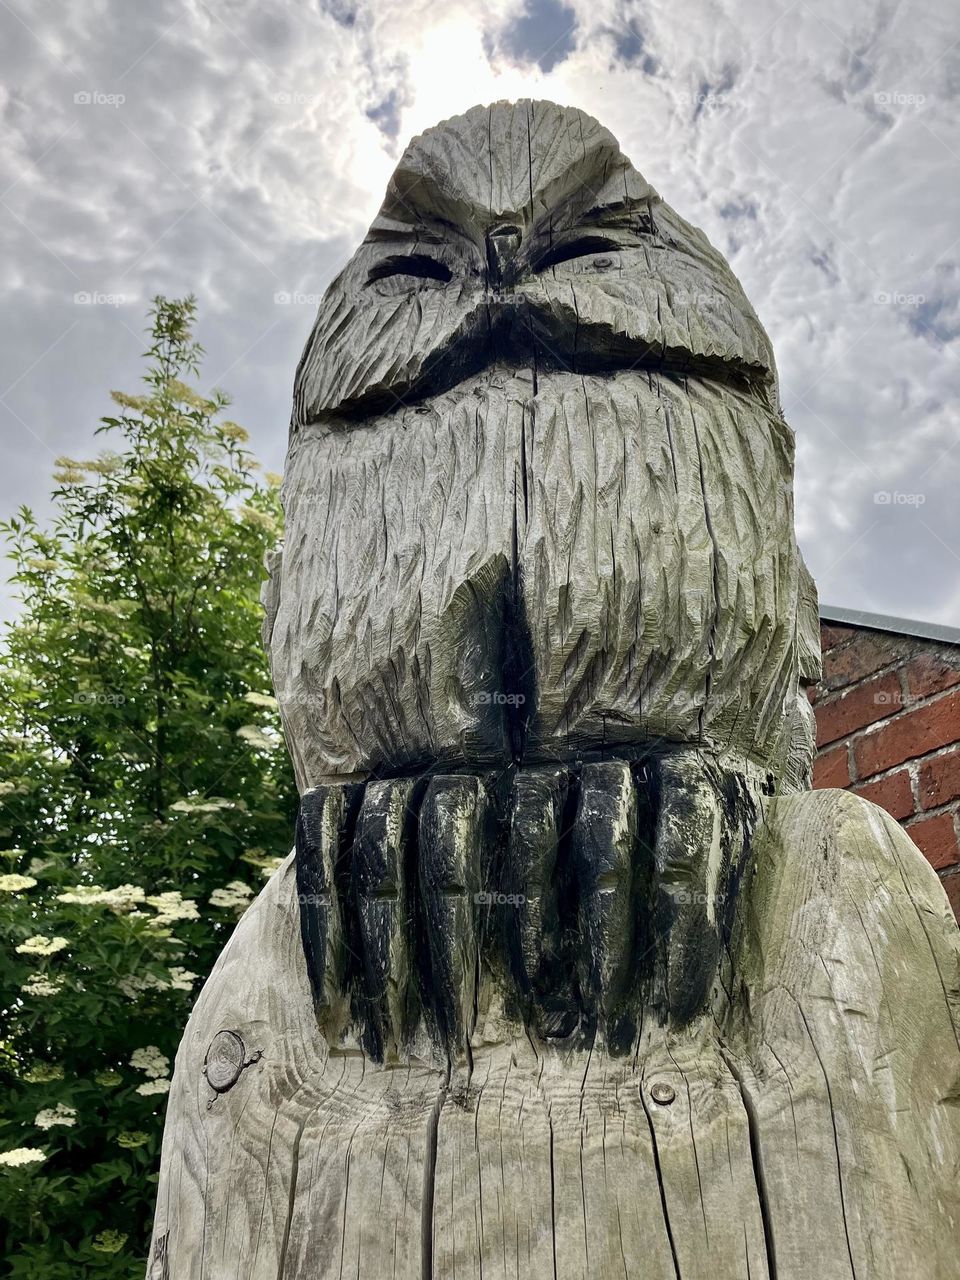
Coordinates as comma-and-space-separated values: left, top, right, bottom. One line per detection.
296, 748, 765, 1064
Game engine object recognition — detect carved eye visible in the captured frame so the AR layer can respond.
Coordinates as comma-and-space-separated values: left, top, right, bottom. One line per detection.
534, 235, 623, 273
367, 254, 453, 286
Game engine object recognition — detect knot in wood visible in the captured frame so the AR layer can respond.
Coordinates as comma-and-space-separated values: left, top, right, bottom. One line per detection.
650, 1080, 676, 1105
204, 1030, 247, 1093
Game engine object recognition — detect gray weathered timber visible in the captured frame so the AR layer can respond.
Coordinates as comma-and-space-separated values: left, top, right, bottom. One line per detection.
150, 101, 960, 1278
149, 789, 960, 1278
268, 99, 818, 796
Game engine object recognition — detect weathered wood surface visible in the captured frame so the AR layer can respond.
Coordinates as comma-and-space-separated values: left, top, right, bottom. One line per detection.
149, 788, 960, 1278
151, 101, 960, 1277
267, 99, 818, 796
290, 755, 763, 1051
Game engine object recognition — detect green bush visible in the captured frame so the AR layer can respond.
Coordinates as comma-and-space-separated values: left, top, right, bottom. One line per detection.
0, 298, 297, 1276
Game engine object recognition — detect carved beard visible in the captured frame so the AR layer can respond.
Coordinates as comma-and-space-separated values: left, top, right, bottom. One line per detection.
274, 365, 804, 789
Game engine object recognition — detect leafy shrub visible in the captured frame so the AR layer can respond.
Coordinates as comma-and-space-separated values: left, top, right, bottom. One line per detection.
0, 298, 297, 1276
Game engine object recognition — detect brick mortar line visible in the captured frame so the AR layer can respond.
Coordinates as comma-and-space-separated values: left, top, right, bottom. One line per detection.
818, 629, 866, 656
848, 733, 960, 789
851, 739, 960, 772
815, 678, 960, 756
815, 655, 909, 701
816, 654, 952, 713
817, 637, 960, 700
904, 801, 960, 827
849, 759, 919, 803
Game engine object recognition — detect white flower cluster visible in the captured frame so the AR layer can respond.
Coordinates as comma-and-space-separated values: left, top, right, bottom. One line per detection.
167, 966, 198, 991
16, 935, 68, 956
241, 848, 285, 880
35, 1103, 77, 1130
0, 1147, 45, 1167
21, 975, 64, 998
170, 796, 238, 815
209, 881, 254, 912
0, 873, 37, 893
130, 1046, 170, 1078
118, 972, 169, 999
145, 891, 200, 926
55, 884, 145, 911
136, 1079, 171, 1097
118, 966, 198, 998
238, 505, 279, 535
243, 691, 278, 710
236, 724, 274, 751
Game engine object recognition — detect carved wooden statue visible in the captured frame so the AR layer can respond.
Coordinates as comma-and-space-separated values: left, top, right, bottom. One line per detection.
149, 102, 960, 1279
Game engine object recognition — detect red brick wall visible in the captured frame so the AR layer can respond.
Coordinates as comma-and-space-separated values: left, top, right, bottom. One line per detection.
811, 621, 960, 919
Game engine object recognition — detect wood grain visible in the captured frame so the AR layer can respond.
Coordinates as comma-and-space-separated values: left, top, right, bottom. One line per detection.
150, 789, 960, 1277
151, 101, 957, 1278
268, 98, 817, 795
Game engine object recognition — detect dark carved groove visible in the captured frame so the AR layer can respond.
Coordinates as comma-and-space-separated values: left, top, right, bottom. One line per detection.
366, 253, 453, 285
294, 751, 763, 1061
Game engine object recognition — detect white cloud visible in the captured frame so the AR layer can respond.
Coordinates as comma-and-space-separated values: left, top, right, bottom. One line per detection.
0, 0, 958, 623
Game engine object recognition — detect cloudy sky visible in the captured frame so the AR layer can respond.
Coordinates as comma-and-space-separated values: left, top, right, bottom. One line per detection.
1, 0, 959, 625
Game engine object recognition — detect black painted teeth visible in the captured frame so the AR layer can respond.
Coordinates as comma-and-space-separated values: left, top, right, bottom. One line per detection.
295, 752, 760, 1062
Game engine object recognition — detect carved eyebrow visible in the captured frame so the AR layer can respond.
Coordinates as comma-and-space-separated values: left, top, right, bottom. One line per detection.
530, 201, 656, 271
366, 254, 453, 284
533, 233, 624, 271
579, 201, 657, 235
370, 196, 479, 248
369, 220, 466, 247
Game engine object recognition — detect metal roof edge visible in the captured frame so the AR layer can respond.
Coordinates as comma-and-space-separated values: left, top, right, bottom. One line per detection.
819, 604, 960, 647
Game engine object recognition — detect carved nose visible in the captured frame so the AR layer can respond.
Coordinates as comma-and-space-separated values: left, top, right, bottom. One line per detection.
486, 223, 522, 288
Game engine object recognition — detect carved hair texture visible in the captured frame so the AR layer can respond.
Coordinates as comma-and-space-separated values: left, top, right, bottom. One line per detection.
268, 100, 819, 792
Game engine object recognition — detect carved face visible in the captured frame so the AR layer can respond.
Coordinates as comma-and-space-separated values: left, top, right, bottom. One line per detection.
267, 100, 818, 790
291, 102, 777, 424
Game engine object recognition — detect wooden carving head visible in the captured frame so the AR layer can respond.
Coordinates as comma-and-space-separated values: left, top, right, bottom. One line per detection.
266, 100, 819, 792
290, 100, 777, 423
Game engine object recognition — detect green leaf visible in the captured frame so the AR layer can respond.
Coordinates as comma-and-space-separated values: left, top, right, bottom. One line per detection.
0, 297, 297, 1276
